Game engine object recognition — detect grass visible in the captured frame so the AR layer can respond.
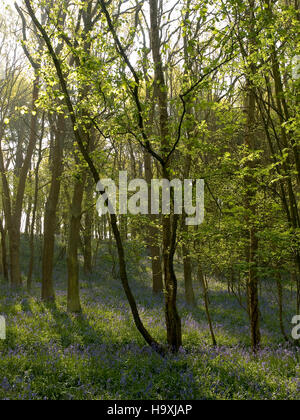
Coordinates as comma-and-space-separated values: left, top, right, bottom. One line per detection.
0, 242, 299, 400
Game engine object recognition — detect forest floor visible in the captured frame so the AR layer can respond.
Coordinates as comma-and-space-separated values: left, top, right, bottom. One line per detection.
0, 244, 299, 400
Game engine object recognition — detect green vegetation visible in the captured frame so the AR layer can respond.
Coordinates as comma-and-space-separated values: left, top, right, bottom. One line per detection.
0, 0, 299, 401
0, 247, 299, 400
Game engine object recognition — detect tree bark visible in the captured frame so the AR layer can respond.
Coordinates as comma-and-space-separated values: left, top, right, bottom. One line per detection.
276, 273, 289, 342
198, 262, 217, 346
242, 1, 261, 353
144, 151, 163, 293
244, 83, 261, 351
67, 173, 86, 313
150, 0, 182, 351
0, 217, 8, 281
182, 220, 196, 306
83, 175, 93, 275
42, 113, 65, 301
82, 129, 96, 275
27, 119, 44, 291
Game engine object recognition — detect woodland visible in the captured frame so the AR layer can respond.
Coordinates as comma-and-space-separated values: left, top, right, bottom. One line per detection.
0, 0, 299, 401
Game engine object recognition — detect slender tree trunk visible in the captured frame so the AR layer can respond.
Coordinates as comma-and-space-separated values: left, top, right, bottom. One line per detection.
276, 273, 289, 342
182, 5, 196, 306
42, 113, 65, 301
244, 79, 261, 352
144, 151, 163, 293
140, 15, 164, 295
182, 220, 196, 306
83, 175, 93, 275
151, 244, 163, 293
243, 2, 261, 352
8, 229, 22, 287
183, 248, 196, 306
0, 217, 8, 281
67, 174, 86, 313
244, 109, 261, 352
247, 227, 260, 351
27, 121, 44, 291
198, 262, 217, 346
150, 0, 182, 351
24, 193, 32, 237
82, 130, 96, 275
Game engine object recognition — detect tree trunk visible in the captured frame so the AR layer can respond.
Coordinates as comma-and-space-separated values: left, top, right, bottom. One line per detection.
247, 227, 260, 351
27, 121, 44, 291
244, 92, 261, 352
24, 193, 32, 237
83, 175, 93, 275
41, 113, 65, 301
82, 130, 96, 275
182, 220, 196, 306
198, 262, 217, 346
8, 228, 22, 287
150, 0, 182, 351
276, 273, 289, 342
0, 217, 8, 281
67, 174, 86, 313
144, 151, 163, 293
243, 2, 261, 352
